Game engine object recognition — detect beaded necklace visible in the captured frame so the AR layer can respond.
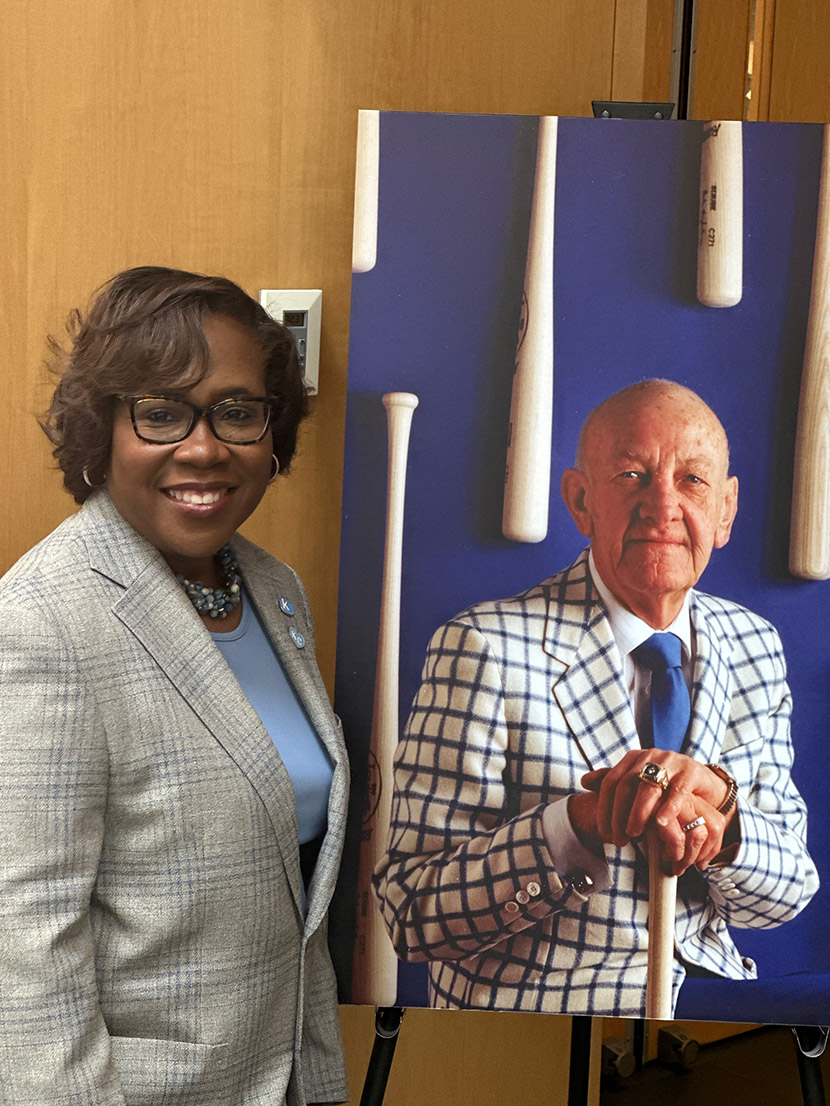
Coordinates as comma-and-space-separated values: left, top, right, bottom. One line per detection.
176, 546, 242, 619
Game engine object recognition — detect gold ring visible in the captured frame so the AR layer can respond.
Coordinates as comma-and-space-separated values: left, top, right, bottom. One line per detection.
637, 762, 669, 791
682, 816, 706, 833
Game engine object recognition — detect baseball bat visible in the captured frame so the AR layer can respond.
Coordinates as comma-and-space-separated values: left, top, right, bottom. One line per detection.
502, 115, 557, 544
791, 124, 830, 580
645, 832, 677, 1020
352, 391, 419, 1007
696, 121, 743, 308
352, 109, 380, 274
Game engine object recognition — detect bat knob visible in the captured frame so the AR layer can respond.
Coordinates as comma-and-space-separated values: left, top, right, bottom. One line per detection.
383, 392, 419, 410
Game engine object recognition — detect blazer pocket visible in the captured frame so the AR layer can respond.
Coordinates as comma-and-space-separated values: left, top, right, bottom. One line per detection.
111, 1036, 231, 1105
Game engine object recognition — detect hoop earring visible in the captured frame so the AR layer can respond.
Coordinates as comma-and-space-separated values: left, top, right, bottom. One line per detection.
268, 454, 280, 484
83, 467, 106, 489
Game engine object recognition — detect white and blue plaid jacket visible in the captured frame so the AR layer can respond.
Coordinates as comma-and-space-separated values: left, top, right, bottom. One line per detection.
373, 551, 819, 1016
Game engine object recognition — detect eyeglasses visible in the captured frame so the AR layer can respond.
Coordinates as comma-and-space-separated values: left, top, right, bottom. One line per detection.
121, 395, 276, 445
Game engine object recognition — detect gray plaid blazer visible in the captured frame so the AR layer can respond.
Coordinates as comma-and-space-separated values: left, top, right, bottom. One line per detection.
0, 492, 349, 1105
373, 551, 818, 1017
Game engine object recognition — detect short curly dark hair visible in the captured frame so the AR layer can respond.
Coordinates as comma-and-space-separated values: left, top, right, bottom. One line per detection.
42, 266, 309, 504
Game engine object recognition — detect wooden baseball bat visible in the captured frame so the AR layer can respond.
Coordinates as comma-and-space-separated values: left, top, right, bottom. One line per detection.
352, 109, 380, 274
645, 832, 677, 1020
502, 115, 557, 544
697, 120, 743, 308
352, 391, 418, 1007
791, 124, 830, 580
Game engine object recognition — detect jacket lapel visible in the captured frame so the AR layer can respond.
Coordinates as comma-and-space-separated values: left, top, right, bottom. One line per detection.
232, 537, 349, 929
684, 593, 735, 765
540, 550, 735, 773
547, 552, 641, 771
234, 539, 344, 773
81, 493, 306, 918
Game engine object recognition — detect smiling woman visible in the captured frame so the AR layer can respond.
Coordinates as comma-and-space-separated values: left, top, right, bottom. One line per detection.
0, 267, 349, 1105
105, 313, 275, 617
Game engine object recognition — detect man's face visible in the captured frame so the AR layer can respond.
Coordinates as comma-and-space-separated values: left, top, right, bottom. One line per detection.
561, 388, 738, 628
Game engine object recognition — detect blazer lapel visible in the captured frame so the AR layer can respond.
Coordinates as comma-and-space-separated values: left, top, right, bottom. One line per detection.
236, 541, 343, 769
684, 593, 736, 765
547, 553, 641, 771
81, 494, 306, 917
234, 538, 349, 930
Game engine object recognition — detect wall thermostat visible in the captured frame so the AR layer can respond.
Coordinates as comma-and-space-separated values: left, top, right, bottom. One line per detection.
259, 289, 322, 394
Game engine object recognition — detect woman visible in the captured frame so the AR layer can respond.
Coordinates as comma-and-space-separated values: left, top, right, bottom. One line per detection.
0, 267, 349, 1105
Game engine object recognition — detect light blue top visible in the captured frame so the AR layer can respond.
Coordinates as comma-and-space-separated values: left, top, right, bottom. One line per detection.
211, 595, 333, 846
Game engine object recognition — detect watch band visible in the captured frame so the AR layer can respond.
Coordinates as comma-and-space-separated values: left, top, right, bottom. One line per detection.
706, 763, 739, 816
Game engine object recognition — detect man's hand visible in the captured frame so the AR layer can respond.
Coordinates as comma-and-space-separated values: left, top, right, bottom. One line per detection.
573, 750, 739, 875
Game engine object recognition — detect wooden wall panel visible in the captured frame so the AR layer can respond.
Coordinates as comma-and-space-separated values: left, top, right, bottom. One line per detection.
745, 0, 776, 121
765, 4, 830, 122
342, 1007, 577, 1106
0, 3, 29, 524
611, 0, 675, 104
642, 0, 676, 103
690, 0, 751, 120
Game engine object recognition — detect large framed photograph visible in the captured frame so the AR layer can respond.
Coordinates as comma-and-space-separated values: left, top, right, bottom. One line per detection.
333, 112, 829, 1025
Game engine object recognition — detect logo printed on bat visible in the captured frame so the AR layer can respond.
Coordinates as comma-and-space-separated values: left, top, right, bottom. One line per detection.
514, 289, 530, 359
361, 747, 382, 833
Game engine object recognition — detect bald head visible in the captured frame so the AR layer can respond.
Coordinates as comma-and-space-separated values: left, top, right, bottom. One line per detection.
575, 380, 731, 479
561, 379, 738, 628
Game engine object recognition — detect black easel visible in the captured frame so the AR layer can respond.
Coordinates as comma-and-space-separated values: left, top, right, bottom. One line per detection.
359, 1007, 405, 1106
568, 1017, 594, 1106
793, 1026, 829, 1106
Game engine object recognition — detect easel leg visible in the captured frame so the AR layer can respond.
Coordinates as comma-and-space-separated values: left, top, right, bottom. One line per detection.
568, 1016, 593, 1106
359, 1006, 406, 1106
792, 1026, 829, 1106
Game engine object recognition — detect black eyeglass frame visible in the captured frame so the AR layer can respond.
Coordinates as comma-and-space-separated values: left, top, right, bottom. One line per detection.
119, 394, 278, 445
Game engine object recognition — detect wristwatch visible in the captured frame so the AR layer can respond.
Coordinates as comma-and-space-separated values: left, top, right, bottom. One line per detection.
706, 763, 739, 815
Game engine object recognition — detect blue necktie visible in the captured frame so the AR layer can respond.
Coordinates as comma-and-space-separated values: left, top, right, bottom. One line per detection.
633, 632, 690, 752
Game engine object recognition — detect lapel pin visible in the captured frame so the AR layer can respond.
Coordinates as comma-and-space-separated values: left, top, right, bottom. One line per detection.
289, 626, 306, 649
279, 597, 295, 616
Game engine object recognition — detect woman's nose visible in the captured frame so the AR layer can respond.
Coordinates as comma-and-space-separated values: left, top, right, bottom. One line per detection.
172, 416, 231, 463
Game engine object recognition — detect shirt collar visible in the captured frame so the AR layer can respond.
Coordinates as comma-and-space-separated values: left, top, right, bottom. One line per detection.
587, 548, 693, 662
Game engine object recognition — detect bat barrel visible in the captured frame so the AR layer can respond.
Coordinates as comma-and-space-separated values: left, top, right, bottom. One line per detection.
791, 124, 830, 580
697, 120, 743, 309
353, 110, 380, 274
503, 115, 557, 544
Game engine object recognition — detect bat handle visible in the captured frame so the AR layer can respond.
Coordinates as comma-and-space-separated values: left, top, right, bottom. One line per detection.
352, 390, 418, 1008
375, 393, 419, 743
646, 831, 677, 1019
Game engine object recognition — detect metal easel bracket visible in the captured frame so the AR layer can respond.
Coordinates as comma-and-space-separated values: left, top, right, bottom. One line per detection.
791, 1026, 829, 1106
591, 101, 675, 120
794, 1026, 830, 1059
359, 1007, 406, 1106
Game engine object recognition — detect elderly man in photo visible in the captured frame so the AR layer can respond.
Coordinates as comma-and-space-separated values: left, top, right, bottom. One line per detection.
373, 379, 818, 1017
